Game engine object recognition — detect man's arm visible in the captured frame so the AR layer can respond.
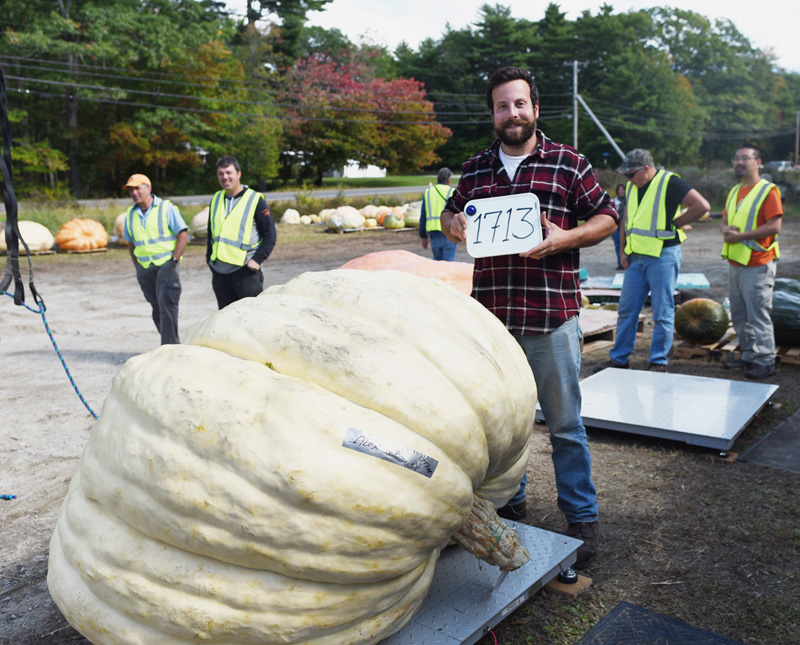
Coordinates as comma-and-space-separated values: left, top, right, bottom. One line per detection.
249, 197, 277, 269
419, 198, 428, 250
722, 215, 782, 244
173, 230, 189, 261
672, 189, 710, 228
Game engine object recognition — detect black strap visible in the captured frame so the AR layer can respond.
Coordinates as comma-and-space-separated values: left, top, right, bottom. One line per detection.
0, 67, 43, 309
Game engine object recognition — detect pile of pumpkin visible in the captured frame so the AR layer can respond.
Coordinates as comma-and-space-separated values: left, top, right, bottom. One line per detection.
281, 201, 422, 232
48, 268, 537, 644
0, 218, 108, 254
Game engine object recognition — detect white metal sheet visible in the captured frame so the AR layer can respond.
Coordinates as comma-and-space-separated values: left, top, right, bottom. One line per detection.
537, 369, 778, 451
382, 522, 580, 644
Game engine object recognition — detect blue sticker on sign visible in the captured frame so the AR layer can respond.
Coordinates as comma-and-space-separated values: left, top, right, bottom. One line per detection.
343, 428, 439, 478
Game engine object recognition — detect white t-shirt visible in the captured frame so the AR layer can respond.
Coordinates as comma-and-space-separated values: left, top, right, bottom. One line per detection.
498, 147, 528, 182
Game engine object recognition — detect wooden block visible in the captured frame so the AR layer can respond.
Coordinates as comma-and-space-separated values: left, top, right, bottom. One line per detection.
777, 346, 800, 366
545, 573, 592, 597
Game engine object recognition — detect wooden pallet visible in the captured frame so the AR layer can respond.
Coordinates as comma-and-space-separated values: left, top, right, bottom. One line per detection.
579, 309, 644, 353
64, 247, 108, 254
0, 249, 56, 256
673, 328, 800, 366
672, 328, 737, 360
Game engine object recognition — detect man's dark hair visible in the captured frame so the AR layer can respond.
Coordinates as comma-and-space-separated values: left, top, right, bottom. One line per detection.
215, 155, 241, 172
437, 167, 452, 184
486, 67, 539, 112
737, 143, 762, 160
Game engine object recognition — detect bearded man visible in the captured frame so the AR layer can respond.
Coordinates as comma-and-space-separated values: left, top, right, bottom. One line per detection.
440, 66, 618, 569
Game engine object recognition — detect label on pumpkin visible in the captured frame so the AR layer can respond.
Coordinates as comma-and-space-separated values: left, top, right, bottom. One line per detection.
343, 427, 439, 478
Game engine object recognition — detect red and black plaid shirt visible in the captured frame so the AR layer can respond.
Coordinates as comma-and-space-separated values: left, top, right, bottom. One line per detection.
446, 132, 618, 335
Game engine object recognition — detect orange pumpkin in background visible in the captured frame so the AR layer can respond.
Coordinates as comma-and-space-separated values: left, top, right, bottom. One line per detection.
56, 218, 109, 251
339, 250, 474, 295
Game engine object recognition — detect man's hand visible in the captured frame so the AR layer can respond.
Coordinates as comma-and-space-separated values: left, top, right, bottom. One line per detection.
721, 224, 742, 244
519, 211, 569, 259
246, 259, 261, 272
421, 238, 429, 250
620, 254, 630, 269
446, 211, 468, 242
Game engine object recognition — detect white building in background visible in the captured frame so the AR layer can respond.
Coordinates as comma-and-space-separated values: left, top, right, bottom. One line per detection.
330, 161, 387, 179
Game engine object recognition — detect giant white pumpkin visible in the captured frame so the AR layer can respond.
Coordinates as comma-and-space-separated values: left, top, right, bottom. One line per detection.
48, 269, 537, 644
0, 220, 54, 253
324, 205, 365, 231
190, 207, 209, 239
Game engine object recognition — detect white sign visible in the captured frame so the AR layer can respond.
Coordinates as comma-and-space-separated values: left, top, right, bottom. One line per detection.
463, 193, 543, 258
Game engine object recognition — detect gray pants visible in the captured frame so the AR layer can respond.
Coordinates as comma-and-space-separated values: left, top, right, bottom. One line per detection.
135, 260, 181, 345
729, 260, 776, 367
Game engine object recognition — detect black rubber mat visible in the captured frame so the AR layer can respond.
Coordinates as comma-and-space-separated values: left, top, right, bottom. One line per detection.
575, 601, 742, 644
739, 408, 800, 474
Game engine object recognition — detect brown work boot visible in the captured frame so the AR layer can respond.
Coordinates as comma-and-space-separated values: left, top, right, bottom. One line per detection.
566, 521, 600, 569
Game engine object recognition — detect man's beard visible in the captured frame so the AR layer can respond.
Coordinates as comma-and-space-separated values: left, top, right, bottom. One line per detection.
734, 166, 746, 179
495, 118, 536, 147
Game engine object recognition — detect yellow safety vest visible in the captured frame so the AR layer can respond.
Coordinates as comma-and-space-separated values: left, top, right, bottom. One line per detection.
423, 184, 453, 233
624, 169, 686, 258
721, 179, 780, 265
209, 188, 261, 266
126, 199, 179, 268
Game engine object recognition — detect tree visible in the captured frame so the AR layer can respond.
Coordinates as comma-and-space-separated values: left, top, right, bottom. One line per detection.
281, 51, 449, 184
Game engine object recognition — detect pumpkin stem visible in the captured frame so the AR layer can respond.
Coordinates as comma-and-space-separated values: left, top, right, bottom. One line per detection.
450, 494, 531, 571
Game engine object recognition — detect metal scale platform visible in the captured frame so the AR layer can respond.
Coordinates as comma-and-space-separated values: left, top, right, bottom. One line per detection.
382, 522, 581, 644
537, 368, 779, 451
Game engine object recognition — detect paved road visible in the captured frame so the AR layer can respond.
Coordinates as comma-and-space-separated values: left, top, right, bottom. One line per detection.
5, 186, 430, 214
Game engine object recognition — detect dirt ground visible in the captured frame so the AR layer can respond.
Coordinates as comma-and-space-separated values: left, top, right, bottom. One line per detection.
1, 217, 799, 645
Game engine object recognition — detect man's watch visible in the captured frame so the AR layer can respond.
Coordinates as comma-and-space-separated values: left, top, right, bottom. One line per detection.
171, 257, 179, 264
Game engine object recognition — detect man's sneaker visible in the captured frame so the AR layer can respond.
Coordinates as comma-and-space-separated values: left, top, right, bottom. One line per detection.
745, 362, 776, 380
724, 358, 751, 370
496, 501, 527, 520
592, 360, 628, 375
647, 363, 668, 373
566, 521, 599, 569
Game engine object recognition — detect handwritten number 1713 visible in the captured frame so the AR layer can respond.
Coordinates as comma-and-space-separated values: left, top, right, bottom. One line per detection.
470, 207, 537, 245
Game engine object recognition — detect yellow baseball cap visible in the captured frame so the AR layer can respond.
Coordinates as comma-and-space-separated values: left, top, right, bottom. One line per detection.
123, 173, 152, 190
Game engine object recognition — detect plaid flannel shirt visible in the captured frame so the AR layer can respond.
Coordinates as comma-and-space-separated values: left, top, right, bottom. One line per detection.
446, 132, 618, 335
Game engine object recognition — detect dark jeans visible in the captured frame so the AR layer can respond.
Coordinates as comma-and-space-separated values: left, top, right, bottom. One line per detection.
211, 265, 264, 309
135, 260, 181, 345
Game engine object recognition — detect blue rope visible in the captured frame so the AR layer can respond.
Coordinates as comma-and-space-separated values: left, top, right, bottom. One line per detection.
2, 290, 98, 419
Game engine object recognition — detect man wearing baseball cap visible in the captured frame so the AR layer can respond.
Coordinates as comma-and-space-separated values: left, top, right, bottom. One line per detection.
596, 149, 709, 372
122, 173, 188, 344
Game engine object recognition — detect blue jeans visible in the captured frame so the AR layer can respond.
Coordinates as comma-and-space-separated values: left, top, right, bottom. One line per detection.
611, 227, 621, 267
430, 236, 457, 261
610, 245, 681, 366
513, 317, 598, 523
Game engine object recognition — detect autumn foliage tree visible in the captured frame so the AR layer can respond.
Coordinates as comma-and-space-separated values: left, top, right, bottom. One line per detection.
282, 52, 450, 185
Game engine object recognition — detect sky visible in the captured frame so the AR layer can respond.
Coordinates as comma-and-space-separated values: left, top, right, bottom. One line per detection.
225, 0, 800, 73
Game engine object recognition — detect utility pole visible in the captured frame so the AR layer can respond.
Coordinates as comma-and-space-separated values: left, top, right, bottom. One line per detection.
572, 61, 578, 150
795, 111, 799, 165
565, 60, 625, 160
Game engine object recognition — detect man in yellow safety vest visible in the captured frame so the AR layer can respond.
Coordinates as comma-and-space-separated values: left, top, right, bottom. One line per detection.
597, 148, 710, 372
207, 156, 277, 309
123, 173, 188, 345
720, 144, 782, 380
420, 168, 457, 261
